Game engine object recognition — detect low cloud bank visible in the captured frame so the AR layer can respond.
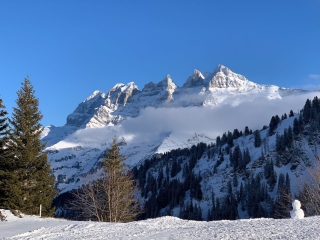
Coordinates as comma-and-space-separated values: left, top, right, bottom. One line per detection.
60, 92, 320, 147
122, 92, 320, 139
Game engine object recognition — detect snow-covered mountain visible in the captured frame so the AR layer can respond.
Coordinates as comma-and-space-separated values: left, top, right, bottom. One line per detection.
42, 64, 314, 198
60, 64, 306, 129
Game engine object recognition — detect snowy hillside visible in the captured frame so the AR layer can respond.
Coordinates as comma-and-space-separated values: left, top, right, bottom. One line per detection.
41, 64, 317, 197
1, 209, 320, 239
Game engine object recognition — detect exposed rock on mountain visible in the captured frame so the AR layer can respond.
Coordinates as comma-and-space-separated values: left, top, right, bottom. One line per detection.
61, 64, 307, 130
42, 64, 318, 210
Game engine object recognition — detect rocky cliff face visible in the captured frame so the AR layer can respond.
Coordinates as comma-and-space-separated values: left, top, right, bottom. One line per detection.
208, 64, 256, 90
64, 64, 303, 129
42, 64, 314, 197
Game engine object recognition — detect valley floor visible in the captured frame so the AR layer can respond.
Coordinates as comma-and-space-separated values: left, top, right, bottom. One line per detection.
1, 210, 320, 239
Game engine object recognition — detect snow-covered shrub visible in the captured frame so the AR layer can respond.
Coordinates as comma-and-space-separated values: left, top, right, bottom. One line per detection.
0, 210, 7, 221
11, 209, 22, 218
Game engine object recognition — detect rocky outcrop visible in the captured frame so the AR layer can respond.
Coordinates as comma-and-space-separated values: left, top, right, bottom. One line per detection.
183, 69, 206, 88
208, 65, 256, 90
65, 64, 306, 129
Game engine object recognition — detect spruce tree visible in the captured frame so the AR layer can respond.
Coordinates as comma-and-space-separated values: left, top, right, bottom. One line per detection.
102, 136, 142, 222
254, 130, 262, 148
2, 77, 56, 216
0, 98, 9, 159
289, 110, 294, 117
0, 98, 8, 149
293, 118, 300, 135
0, 98, 10, 207
244, 126, 250, 136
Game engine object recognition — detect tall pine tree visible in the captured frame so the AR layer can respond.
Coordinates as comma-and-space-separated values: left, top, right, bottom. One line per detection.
2, 77, 56, 216
102, 136, 142, 222
0, 98, 10, 207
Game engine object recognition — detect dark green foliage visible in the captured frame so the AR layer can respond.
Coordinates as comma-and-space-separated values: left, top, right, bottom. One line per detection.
221, 133, 227, 145
230, 146, 250, 171
281, 113, 287, 120
268, 115, 280, 136
289, 110, 294, 117
303, 99, 312, 123
275, 133, 283, 152
0, 98, 9, 201
0, 78, 56, 216
239, 182, 245, 211
134, 143, 208, 220
244, 126, 250, 136
233, 173, 238, 187
227, 131, 233, 147
293, 118, 301, 135
254, 130, 262, 148
179, 201, 202, 221
232, 129, 240, 139
245, 174, 271, 218
267, 161, 277, 191
0, 98, 8, 150
216, 136, 221, 146
132, 98, 320, 221
273, 173, 292, 218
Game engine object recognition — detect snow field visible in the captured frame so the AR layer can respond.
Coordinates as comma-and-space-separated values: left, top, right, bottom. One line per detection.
2, 214, 320, 239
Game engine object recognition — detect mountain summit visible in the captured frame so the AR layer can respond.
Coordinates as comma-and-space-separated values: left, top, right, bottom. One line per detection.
61, 64, 304, 129
40, 64, 316, 208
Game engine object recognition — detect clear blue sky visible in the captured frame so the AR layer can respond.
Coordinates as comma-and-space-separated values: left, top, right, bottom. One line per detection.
1, 1, 319, 127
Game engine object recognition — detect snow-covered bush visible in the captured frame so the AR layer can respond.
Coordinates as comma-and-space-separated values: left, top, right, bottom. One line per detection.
0, 210, 7, 221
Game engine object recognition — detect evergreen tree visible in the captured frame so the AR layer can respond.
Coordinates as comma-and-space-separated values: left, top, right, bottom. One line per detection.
102, 136, 142, 222
0, 97, 9, 160
268, 116, 277, 136
1, 78, 56, 216
293, 118, 301, 135
244, 126, 250, 136
73, 136, 142, 222
289, 110, 294, 117
303, 99, 312, 123
267, 161, 277, 191
0, 98, 10, 207
233, 173, 238, 187
0, 98, 8, 150
232, 128, 240, 139
227, 131, 233, 147
283, 113, 288, 120
254, 130, 262, 148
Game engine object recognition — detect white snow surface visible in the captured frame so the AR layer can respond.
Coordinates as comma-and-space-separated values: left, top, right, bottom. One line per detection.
40, 64, 320, 198
1, 209, 320, 239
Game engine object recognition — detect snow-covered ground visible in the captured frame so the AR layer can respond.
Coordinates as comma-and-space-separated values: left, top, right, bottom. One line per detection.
1, 209, 320, 239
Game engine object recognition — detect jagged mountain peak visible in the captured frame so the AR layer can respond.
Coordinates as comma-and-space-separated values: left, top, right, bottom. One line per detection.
212, 64, 247, 81
213, 64, 230, 75
85, 90, 106, 102
193, 69, 205, 80
183, 69, 206, 88
158, 74, 177, 88
110, 82, 139, 92
209, 64, 253, 89
63, 64, 305, 129
142, 75, 177, 92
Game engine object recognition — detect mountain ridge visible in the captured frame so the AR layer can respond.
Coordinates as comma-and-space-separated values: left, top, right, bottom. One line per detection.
41, 64, 317, 204
60, 64, 306, 130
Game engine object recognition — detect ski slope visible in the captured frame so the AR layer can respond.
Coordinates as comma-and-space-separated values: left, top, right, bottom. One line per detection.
1, 209, 320, 239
